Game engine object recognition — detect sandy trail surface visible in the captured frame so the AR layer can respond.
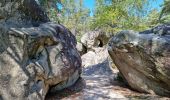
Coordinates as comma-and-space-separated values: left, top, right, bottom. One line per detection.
46, 61, 169, 100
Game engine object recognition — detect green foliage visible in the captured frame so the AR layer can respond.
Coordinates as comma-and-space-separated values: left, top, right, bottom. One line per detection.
38, 0, 170, 37
38, 0, 91, 37
38, 0, 61, 22
58, 0, 91, 37
159, 0, 170, 21
147, 9, 160, 28
159, 0, 170, 24
91, 0, 151, 33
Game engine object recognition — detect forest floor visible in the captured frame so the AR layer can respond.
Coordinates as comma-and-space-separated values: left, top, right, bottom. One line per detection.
46, 59, 170, 100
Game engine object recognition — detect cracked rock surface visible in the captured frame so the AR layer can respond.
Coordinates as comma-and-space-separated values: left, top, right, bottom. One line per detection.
108, 30, 170, 97
0, 0, 81, 100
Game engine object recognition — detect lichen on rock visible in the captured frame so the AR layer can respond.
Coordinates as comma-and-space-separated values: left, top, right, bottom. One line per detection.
108, 29, 170, 97
0, 0, 81, 100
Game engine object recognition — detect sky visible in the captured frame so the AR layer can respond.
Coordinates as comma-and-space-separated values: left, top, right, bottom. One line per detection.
149, 0, 163, 11
84, 0, 95, 16
83, 0, 164, 16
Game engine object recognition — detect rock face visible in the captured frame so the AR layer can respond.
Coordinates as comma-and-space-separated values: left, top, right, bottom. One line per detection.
76, 42, 87, 56
0, 0, 81, 100
108, 30, 170, 97
140, 24, 170, 35
80, 30, 114, 75
81, 48, 110, 67
81, 31, 110, 51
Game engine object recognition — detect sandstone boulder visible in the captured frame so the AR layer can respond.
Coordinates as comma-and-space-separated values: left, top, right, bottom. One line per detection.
140, 24, 170, 35
0, 0, 81, 100
81, 47, 113, 69
81, 31, 110, 51
76, 42, 87, 56
80, 30, 114, 73
108, 30, 170, 97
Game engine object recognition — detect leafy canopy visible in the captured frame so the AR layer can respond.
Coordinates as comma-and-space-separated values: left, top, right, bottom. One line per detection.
38, 0, 170, 36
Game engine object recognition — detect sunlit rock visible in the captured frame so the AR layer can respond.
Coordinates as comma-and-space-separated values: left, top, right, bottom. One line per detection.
0, 0, 81, 99
108, 30, 170, 97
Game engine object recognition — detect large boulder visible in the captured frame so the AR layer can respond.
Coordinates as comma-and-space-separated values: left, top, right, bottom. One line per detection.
0, 0, 81, 100
108, 30, 170, 97
140, 24, 170, 35
81, 31, 110, 51
81, 47, 114, 71
81, 48, 108, 67
76, 42, 87, 56
80, 30, 114, 73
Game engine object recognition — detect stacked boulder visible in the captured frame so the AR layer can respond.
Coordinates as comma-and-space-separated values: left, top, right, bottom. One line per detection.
77, 30, 110, 56
77, 31, 114, 70
80, 31, 109, 50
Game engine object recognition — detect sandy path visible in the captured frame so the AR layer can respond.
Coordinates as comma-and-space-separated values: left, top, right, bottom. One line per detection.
46, 60, 169, 100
